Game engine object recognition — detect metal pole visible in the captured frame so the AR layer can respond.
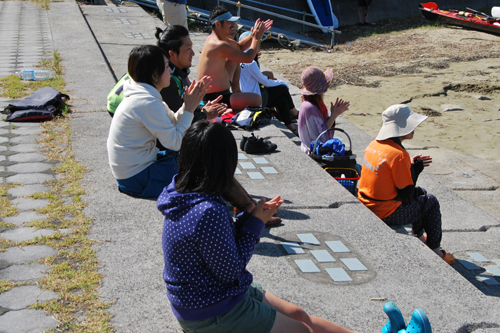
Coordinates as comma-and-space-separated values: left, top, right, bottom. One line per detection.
302, 11, 306, 35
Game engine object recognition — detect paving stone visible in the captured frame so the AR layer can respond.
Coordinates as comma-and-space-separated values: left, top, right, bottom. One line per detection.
0, 285, 58, 310
0, 245, 56, 264
10, 197, 50, 211
7, 162, 53, 173
0, 149, 18, 157
59, 228, 72, 235
0, 145, 6, 151
0, 129, 8, 135
9, 136, 38, 144
7, 183, 50, 197
0, 227, 55, 242
6, 173, 53, 184
0, 263, 49, 282
9, 143, 41, 152
0, 260, 11, 270
0, 309, 58, 333
0, 155, 5, 161
8, 152, 46, 162
2, 211, 46, 226
0, 136, 7, 143
10, 126, 42, 135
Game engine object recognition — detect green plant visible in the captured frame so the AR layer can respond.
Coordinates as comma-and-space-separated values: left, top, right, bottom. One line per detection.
0, 75, 65, 99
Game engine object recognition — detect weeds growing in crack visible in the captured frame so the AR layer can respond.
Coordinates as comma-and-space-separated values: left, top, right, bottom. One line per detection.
1, 116, 112, 330
16, 116, 114, 332
0, 184, 22, 224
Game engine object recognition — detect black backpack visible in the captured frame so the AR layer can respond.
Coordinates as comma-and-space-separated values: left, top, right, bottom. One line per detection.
2, 87, 70, 122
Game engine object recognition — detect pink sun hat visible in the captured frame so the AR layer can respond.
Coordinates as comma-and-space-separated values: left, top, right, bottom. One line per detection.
300, 66, 334, 95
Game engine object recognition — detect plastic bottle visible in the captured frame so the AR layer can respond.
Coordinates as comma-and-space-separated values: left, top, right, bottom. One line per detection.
15, 69, 52, 81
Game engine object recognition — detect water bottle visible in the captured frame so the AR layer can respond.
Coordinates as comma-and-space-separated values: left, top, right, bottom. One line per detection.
15, 69, 52, 81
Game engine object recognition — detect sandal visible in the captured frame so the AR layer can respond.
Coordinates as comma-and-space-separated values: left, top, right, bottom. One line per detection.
405, 309, 432, 333
441, 250, 456, 265
382, 302, 406, 333
266, 214, 282, 227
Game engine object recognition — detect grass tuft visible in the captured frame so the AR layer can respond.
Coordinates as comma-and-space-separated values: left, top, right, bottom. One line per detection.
18, 116, 113, 332
0, 80, 112, 330
0, 49, 65, 99
0, 184, 21, 220
0, 75, 65, 99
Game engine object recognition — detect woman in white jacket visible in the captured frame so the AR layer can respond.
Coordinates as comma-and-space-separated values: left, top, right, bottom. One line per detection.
107, 45, 210, 199
238, 32, 299, 136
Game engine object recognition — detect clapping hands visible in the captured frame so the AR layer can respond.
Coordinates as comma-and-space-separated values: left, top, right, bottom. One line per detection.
330, 98, 350, 119
203, 95, 233, 120
184, 76, 212, 113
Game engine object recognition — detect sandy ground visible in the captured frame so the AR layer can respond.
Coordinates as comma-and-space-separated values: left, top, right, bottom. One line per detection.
260, 25, 500, 162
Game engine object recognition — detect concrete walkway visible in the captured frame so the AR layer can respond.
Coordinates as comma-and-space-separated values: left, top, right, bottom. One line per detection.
1, 0, 499, 332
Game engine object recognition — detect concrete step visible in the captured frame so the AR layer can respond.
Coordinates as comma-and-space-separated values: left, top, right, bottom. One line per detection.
65, 1, 500, 331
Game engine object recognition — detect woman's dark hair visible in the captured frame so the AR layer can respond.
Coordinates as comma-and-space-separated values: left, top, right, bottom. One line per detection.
209, 6, 229, 28
302, 94, 324, 110
128, 45, 167, 86
175, 121, 237, 195
155, 25, 189, 57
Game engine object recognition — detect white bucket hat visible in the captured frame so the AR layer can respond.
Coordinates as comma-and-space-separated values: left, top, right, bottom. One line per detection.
376, 104, 427, 141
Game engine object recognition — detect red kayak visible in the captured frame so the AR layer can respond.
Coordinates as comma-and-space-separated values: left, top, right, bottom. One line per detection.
420, 2, 500, 36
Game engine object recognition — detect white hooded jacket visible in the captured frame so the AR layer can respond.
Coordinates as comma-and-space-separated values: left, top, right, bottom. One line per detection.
107, 79, 193, 179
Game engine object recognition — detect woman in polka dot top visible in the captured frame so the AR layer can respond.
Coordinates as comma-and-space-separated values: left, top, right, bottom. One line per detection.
158, 121, 356, 333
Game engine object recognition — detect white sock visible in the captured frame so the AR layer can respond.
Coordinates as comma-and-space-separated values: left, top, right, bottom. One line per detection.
431, 247, 444, 258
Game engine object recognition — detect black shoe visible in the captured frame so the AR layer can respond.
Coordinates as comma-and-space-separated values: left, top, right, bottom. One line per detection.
240, 136, 248, 151
244, 133, 277, 154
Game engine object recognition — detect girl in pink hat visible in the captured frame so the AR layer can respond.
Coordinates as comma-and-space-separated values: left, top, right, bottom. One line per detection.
297, 66, 350, 154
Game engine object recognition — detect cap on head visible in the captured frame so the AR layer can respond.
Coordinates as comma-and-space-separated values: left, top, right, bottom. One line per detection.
375, 104, 428, 141
300, 66, 334, 95
211, 11, 240, 24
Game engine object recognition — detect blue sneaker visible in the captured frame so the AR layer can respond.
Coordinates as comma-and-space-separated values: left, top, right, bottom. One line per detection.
405, 309, 432, 333
382, 302, 406, 333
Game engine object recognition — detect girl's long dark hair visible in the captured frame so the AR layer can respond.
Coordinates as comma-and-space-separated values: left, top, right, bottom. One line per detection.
175, 121, 237, 195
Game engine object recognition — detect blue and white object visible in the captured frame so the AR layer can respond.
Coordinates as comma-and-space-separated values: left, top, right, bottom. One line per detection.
15, 69, 52, 81
306, 0, 338, 33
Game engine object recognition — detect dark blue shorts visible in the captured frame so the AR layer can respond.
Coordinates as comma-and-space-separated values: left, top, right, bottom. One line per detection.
116, 151, 178, 200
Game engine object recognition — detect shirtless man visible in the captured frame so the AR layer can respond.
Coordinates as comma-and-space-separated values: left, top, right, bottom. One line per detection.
197, 6, 273, 111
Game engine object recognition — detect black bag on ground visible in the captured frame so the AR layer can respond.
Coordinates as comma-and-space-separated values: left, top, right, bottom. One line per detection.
2, 87, 70, 122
